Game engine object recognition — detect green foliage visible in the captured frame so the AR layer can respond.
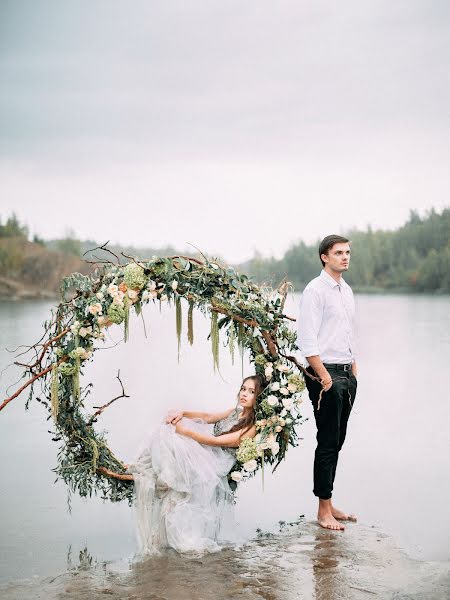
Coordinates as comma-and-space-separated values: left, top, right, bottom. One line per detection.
22, 254, 303, 503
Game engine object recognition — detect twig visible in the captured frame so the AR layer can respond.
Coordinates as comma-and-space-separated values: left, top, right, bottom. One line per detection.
16, 328, 70, 371
87, 371, 129, 425
283, 354, 321, 382
0, 358, 67, 412
83, 241, 121, 264
170, 255, 204, 266
120, 252, 143, 268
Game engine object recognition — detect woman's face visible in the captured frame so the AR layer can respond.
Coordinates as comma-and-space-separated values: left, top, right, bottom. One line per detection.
239, 379, 257, 410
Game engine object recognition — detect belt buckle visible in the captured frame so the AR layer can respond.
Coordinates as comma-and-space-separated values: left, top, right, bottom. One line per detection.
344, 364, 351, 372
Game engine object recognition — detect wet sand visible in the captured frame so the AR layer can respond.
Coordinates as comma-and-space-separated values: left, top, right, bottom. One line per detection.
1, 521, 448, 600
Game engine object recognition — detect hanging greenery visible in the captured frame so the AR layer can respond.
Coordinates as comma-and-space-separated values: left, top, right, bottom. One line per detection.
0, 252, 309, 503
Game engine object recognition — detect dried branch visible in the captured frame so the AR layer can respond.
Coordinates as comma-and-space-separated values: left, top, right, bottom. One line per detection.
283, 354, 320, 382
120, 252, 143, 267
0, 358, 67, 412
87, 371, 130, 425
170, 255, 204, 266
18, 328, 70, 371
83, 241, 121, 264
96, 466, 134, 481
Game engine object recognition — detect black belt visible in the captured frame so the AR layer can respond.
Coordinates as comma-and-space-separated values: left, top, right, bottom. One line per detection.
322, 363, 353, 372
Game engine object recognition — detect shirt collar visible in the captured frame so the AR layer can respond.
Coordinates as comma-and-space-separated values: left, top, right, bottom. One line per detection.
320, 269, 344, 288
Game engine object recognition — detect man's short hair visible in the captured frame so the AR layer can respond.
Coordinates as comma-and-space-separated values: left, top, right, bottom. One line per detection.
319, 235, 350, 267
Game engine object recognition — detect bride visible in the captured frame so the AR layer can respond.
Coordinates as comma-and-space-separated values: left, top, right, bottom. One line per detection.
128, 374, 263, 554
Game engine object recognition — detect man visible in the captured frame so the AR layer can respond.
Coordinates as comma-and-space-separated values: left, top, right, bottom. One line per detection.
297, 234, 358, 531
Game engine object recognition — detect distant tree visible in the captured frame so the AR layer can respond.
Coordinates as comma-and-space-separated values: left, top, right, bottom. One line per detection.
32, 234, 45, 246
55, 229, 81, 257
0, 213, 29, 239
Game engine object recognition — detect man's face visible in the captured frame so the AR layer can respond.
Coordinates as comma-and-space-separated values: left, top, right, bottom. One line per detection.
321, 242, 351, 273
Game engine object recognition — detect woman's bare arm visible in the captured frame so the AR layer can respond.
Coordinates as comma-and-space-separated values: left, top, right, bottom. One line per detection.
175, 422, 256, 448
167, 408, 233, 424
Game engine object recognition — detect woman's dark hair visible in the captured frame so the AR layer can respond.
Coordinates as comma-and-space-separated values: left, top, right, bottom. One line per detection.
318, 234, 349, 267
221, 374, 264, 436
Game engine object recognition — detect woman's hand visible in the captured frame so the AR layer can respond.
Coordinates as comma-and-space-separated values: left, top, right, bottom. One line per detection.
165, 410, 184, 424
175, 422, 187, 435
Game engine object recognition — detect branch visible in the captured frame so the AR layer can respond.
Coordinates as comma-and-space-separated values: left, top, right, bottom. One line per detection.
169, 255, 204, 266
83, 241, 121, 264
87, 371, 129, 425
0, 358, 67, 412
283, 354, 321, 382
96, 466, 134, 481
19, 328, 70, 370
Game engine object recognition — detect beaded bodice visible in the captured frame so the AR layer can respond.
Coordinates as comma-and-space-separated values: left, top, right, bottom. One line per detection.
213, 408, 242, 436
213, 408, 242, 456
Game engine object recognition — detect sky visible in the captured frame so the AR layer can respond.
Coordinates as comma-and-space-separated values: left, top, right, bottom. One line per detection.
1, 0, 448, 262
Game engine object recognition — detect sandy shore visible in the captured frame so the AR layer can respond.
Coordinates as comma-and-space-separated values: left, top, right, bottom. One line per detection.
1, 521, 448, 600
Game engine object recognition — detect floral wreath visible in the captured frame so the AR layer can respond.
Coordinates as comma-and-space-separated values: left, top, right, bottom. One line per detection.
1, 251, 307, 503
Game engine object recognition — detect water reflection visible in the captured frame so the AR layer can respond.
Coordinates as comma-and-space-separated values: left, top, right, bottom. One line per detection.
311, 530, 345, 600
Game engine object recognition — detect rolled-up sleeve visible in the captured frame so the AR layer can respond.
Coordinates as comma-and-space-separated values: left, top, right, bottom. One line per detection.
298, 287, 322, 358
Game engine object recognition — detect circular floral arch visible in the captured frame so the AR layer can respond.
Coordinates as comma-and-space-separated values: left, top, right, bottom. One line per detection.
1, 254, 307, 503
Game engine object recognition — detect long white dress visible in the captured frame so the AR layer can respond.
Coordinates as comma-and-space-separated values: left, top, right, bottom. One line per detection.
128, 408, 243, 554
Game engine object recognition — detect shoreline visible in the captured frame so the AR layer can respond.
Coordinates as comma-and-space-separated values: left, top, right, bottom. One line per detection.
1, 521, 448, 599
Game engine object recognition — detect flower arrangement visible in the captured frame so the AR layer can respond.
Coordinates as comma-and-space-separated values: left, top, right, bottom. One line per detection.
2, 253, 305, 503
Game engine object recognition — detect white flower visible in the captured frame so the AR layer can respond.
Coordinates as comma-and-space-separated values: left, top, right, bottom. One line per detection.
79, 326, 93, 338
267, 395, 279, 407
285, 418, 293, 424
113, 295, 124, 307
88, 303, 103, 315
70, 320, 80, 333
171, 280, 178, 291
243, 459, 257, 472
287, 383, 297, 393
280, 408, 287, 417
271, 382, 280, 392
96, 292, 104, 300
160, 293, 168, 302
148, 280, 157, 291
128, 289, 138, 300
278, 418, 286, 426
97, 316, 110, 329
264, 368, 273, 379
230, 471, 243, 482
280, 387, 290, 396
107, 284, 118, 297
282, 397, 294, 411
141, 290, 150, 301
270, 442, 280, 455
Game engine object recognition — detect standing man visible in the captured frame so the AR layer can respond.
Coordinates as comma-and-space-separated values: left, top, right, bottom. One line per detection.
298, 234, 358, 531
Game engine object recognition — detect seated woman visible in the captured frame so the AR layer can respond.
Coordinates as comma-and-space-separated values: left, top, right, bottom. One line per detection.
128, 374, 263, 555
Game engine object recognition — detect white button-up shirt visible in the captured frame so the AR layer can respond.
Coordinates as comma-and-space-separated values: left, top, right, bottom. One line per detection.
297, 270, 355, 364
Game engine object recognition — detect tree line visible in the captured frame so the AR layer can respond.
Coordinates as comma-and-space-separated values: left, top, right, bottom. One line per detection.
242, 208, 450, 293
1, 208, 448, 294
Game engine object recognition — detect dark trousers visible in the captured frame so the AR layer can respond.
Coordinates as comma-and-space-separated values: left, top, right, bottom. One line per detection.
305, 366, 357, 500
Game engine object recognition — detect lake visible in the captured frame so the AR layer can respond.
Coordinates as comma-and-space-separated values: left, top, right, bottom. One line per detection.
0, 293, 449, 596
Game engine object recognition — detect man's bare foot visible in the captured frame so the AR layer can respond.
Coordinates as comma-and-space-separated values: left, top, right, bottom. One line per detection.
331, 506, 357, 522
317, 514, 345, 531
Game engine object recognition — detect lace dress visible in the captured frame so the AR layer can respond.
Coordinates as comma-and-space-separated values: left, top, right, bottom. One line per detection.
128, 408, 243, 555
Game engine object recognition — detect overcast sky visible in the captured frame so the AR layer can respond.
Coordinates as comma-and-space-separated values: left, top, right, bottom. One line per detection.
1, 0, 448, 262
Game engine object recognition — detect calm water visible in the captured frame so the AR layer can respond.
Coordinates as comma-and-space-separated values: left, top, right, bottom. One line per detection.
0, 294, 449, 588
